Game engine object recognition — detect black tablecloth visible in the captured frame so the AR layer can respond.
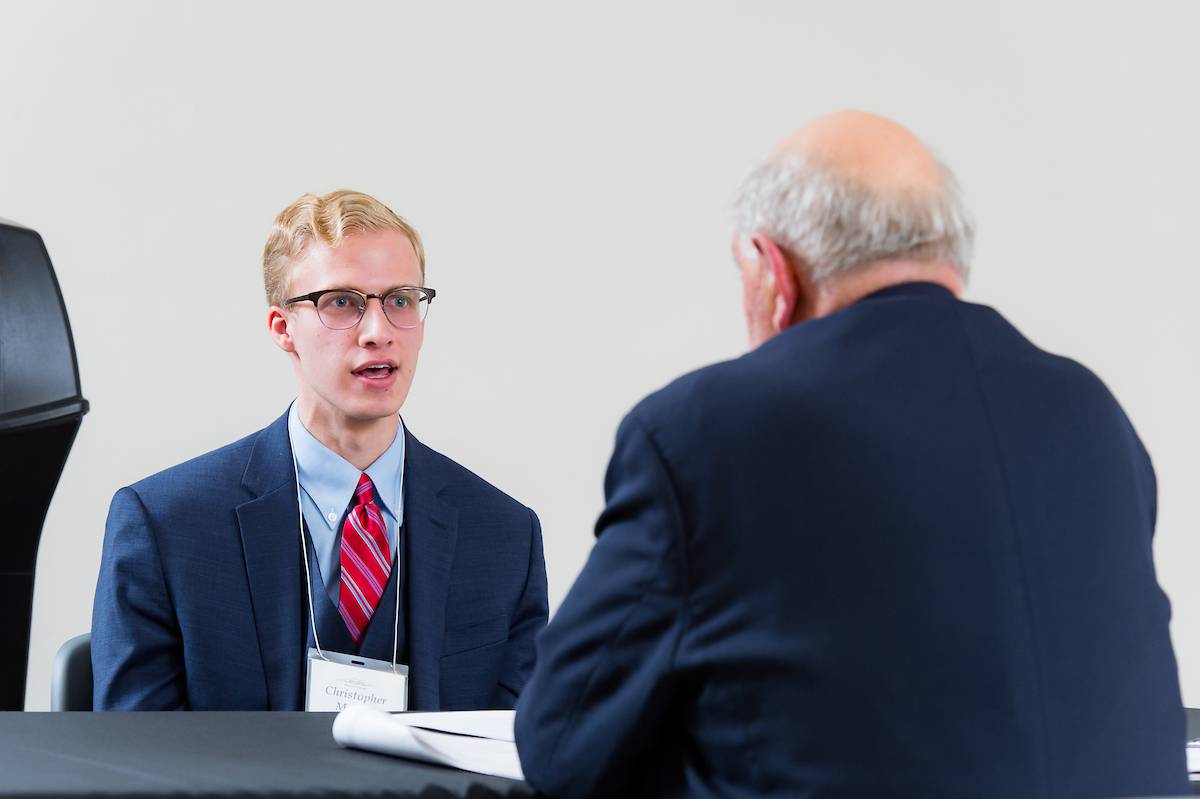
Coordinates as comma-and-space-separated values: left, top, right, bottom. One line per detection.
4, 709, 1196, 796
0, 711, 535, 797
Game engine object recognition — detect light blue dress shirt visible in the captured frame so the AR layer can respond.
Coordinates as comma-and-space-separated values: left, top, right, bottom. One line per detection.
287, 402, 405, 606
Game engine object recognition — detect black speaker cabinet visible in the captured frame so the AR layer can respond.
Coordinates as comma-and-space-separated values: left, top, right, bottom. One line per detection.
0, 218, 88, 710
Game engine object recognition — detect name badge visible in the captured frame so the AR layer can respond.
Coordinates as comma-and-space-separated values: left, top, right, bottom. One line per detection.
305, 648, 409, 712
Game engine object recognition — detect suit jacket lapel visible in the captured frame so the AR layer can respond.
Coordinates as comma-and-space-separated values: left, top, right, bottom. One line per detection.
403, 426, 459, 710
235, 411, 305, 710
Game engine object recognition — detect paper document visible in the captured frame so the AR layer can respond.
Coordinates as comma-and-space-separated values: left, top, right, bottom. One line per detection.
385, 710, 516, 742
333, 705, 523, 781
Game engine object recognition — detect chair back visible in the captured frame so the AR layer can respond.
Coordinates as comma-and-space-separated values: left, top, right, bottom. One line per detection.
51, 633, 92, 711
0, 219, 89, 710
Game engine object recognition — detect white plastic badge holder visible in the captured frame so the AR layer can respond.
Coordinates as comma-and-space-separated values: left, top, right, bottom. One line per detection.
306, 648, 409, 712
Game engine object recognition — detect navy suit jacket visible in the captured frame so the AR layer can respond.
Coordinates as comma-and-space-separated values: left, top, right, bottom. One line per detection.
515, 283, 1186, 798
92, 411, 547, 711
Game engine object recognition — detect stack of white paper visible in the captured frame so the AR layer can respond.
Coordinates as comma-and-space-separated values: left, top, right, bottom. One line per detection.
332, 706, 524, 781
339, 717, 1200, 786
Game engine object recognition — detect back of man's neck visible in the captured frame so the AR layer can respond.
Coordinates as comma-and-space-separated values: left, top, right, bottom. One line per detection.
813, 260, 964, 319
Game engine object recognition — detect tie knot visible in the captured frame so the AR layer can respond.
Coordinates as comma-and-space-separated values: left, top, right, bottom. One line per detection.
353, 473, 376, 507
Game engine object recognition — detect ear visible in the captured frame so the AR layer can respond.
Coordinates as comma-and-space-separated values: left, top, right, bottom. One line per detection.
267, 306, 297, 354
753, 235, 802, 332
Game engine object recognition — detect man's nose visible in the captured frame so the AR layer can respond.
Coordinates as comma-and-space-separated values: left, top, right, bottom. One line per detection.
357, 297, 394, 345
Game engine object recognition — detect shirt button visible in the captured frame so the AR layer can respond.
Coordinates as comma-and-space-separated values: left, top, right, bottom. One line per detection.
327, 512, 338, 523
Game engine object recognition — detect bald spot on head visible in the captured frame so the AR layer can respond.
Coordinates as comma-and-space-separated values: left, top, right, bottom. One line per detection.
772, 110, 943, 196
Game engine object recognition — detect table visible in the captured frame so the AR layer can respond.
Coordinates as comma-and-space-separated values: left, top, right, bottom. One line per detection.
1189, 708, 1200, 796
0, 711, 536, 797
4, 709, 1194, 796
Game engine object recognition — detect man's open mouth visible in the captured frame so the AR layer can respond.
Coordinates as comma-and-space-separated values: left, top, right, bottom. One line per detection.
354, 364, 396, 378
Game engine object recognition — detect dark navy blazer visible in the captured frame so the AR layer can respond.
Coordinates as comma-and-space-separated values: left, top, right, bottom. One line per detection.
92, 412, 547, 711
515, 283, 1186, 798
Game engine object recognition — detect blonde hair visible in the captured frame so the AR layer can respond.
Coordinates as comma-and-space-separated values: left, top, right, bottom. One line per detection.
262, 189, 426, 307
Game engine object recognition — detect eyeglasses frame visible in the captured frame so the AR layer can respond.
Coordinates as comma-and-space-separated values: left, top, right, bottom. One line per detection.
283, 286, 437, 330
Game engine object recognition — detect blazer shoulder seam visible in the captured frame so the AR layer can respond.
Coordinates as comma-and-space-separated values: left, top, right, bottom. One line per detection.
541, 410, 691, 780
624, 409, 692, 636
951, 301, 1053, 797
118, 485, 182, 636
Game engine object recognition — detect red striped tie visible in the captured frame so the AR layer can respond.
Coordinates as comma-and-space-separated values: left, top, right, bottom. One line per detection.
338, 474, 392, 645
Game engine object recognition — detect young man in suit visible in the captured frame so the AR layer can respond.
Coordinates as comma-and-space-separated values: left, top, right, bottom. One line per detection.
93, 190, 547, 711
514, 112, 1187, 797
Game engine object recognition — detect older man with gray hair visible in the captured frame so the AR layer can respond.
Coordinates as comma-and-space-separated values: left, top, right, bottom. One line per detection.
515, 111, 1186, 798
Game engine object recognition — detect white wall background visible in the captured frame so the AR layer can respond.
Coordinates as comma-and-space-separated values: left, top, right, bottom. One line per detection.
1, 0, 1196, 711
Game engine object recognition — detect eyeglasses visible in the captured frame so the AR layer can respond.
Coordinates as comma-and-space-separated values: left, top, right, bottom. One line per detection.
284, 286, 437, 330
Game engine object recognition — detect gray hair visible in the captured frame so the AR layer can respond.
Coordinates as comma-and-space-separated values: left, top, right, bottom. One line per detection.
732, 155, 974, 284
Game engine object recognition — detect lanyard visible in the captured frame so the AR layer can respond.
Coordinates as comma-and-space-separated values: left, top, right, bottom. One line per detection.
293, 452, 402, 672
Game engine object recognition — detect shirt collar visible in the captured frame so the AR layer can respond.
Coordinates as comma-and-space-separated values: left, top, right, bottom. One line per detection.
287, 402, 406, 530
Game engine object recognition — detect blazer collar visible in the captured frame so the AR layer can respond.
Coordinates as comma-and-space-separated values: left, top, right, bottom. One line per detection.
857, 281, 956, 304
235, 410, 305, 709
